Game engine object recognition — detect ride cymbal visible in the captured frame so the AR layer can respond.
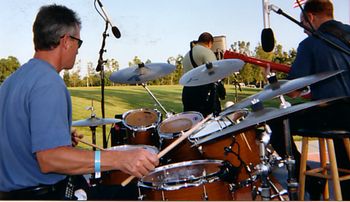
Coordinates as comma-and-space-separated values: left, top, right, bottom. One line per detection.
193, 97, 345, 146
220, 70, 344, 116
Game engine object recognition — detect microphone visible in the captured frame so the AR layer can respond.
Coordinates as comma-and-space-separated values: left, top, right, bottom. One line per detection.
96, 0, 121, 38
261, 0, 275, 52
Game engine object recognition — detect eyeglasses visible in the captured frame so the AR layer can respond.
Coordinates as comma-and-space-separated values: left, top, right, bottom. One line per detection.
69, 35, 83, 48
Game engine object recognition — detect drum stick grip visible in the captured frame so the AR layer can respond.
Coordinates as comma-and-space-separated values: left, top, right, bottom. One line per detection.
121, 114, 213, 187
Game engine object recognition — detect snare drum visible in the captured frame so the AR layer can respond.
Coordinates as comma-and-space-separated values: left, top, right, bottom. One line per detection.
101, 145, 159, 185
157, 111, 203, 163
138, 160, 233, 201
122, 108, 161, 146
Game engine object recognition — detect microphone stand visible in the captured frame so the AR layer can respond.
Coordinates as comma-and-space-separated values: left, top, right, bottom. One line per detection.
96, 21, 109, 148
269, 4, 350, 56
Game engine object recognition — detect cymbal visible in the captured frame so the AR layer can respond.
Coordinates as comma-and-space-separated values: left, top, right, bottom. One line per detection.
220, 70, 344, 116
193, 96, 345, 146
179, 59, 244, 86
109, 63, 176, 84
72, 117, 122, 127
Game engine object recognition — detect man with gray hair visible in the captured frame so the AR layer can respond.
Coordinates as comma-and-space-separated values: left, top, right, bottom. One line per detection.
0, 4, 158, 200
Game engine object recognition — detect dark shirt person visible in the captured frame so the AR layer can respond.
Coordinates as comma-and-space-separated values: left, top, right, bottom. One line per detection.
0, 4, 158, 200
268, 0, 350, 200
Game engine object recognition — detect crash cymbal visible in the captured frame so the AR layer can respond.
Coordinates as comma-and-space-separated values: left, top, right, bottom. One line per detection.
179, 59, 244, 86
72, 117, 122, 127
193, 96, 345, 146
109, 63, 176, 84
220, 70, 344, 116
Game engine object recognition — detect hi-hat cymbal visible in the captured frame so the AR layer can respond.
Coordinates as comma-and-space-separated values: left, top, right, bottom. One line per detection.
192, 96, 345, 146
220, 70, 344, 116
72, 117, 122, 127
109, 63, 176, 84
179, 59, 244, 86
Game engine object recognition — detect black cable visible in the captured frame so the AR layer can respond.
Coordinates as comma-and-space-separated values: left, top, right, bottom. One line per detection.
94, 0, 107, 22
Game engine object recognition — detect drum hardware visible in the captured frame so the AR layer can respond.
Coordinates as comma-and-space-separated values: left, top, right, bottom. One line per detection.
140, 83, 173, 118
278, 94, 299, 200
251, 124, 288, 201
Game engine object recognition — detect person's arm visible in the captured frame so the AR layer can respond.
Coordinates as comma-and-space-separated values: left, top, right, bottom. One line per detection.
36, 147, 159, 178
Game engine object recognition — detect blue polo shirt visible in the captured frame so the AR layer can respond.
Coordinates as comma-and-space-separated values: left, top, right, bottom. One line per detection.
0, 58, 72, 191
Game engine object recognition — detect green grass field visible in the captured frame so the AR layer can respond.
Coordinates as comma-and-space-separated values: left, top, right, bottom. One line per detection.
70, 85, 303, 149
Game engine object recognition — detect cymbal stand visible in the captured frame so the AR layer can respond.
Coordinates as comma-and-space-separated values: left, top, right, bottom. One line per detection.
141, 83, 173, 118
266, 72, 298, 200
279, 95, 299, 200
86, 104, 98, 151
253, 123, 287, 201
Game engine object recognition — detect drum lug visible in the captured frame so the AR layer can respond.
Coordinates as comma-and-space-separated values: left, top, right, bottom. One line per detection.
197, 145, 203, 154
202, 184, 209, 201
137, 187, 146, 200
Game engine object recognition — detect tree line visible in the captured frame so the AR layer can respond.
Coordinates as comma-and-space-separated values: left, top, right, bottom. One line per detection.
0, 41, 296, 86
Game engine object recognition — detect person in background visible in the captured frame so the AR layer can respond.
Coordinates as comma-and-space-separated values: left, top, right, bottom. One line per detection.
0, 4, 158, 200
182, 32, 226, 117
269, 0, 350, 200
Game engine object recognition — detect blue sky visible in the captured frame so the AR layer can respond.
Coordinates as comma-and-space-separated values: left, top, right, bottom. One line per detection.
0, 0, 349, 76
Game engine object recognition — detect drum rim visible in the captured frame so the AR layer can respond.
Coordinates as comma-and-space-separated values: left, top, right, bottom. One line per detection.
106, 144, 159, 154
138, 159, 223, 190
122, 108, 162, 131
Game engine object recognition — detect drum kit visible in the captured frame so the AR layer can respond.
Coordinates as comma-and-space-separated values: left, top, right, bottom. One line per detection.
72, 58, 344, 201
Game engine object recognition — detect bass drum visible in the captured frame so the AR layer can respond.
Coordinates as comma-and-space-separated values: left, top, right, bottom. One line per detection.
157, 111, 203, 163
138, 160, 233, 201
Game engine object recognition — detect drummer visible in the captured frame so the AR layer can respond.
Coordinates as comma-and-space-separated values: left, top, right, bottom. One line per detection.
268, 0, 350, 200
0, 4, 158, 200
182, 32, 226, 117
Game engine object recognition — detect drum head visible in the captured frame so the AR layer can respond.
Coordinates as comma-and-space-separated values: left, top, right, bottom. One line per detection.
106, 144, 159, 154
159, 118, 193, 133
139, 159, 223, 190
158, 111, 203, 139
122, 108, 161, 131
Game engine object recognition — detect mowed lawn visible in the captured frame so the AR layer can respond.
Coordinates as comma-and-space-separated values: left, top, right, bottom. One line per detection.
69, 85, 301, 149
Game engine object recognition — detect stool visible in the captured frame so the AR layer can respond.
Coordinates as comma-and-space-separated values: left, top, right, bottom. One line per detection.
297, 129, 350, 200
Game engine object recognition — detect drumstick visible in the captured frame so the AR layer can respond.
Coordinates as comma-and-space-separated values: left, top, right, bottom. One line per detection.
239, 133, 252, 152
235, 119, 252, 152
121, 113, 213, 187
78, 139, 105, 151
